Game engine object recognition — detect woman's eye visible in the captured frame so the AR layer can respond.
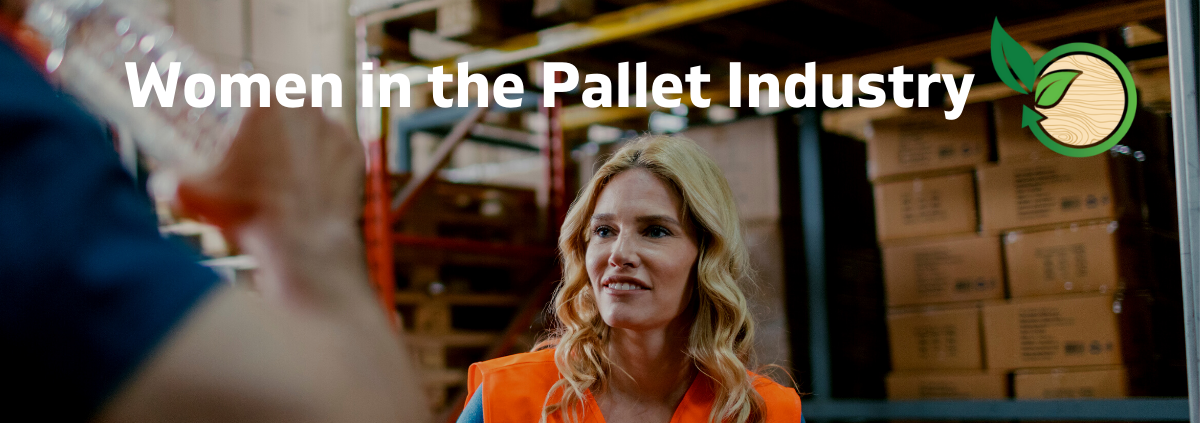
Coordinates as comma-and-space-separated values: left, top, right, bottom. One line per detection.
593, 226, 614, 237
646, 226, 671, 238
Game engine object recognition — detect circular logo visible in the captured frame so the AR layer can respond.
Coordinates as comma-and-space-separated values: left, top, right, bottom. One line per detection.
1028, 44, 1137, 157
991, 20, 1138, 157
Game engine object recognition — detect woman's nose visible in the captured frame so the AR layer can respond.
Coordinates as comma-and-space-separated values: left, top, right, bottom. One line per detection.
608, 232, 640, 268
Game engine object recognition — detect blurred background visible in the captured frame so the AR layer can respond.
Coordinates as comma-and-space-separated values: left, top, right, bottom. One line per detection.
125, 0, 1185, 422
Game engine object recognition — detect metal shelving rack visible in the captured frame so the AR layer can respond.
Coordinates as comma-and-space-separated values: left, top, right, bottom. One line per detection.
796, 111, 1193, 421
799, 0, 1200, 417
1165, 0, 1200, 421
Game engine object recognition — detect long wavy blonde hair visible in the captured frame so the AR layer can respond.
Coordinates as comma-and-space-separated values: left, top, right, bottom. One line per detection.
541, 135, 764, 423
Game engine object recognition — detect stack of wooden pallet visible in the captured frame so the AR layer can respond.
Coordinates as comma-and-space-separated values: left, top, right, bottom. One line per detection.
388, 175, 554, 415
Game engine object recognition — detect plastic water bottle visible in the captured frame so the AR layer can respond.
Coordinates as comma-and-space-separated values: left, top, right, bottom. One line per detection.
25, 0, 243, 174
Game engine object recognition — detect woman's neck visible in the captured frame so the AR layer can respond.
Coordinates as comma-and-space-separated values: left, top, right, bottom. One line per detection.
604, 322, 696, 403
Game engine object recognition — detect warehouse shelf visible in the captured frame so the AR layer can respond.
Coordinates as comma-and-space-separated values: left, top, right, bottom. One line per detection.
369, 0, 780, 75
359, 0, 1166, 131
802, 398, 1189, 421
392, 234, 556, 258
797, 82, 1195, 419
355, 19, 570, 414
391, 93, 542, 173
406, 332, 500, 348
353, 0, 1200, 421
395, 291, 523, 307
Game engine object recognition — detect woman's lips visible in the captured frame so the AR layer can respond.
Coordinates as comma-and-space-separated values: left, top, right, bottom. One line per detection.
602, 276, 650, 293
606, 282, 645, 291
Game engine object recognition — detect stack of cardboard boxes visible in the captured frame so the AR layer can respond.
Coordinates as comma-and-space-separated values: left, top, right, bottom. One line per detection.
870, 98, 1141, 400
982, 97, 1140, 399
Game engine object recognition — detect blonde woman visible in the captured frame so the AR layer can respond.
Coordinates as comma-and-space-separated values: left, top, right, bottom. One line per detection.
459, 135, 802, 423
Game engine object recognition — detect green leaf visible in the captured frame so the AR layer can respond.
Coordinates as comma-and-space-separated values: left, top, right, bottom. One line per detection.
1034, 69, 1083, 108
991, 18, 1037, 94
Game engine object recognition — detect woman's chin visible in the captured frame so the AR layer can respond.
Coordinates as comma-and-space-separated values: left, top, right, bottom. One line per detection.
600, 312, 667, 332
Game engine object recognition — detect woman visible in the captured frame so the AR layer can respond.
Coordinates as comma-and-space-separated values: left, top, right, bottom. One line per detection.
460, 135, 802, 423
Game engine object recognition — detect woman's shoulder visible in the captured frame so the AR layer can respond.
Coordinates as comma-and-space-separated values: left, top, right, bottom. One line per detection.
468, 348, 560, 394
466, 348, 561, 413
472, 348, 557, 373
749, 373, 803, 420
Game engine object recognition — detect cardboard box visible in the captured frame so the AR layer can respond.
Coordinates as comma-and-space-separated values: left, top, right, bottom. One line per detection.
887, 371, 1008, 400
1014, 366, 1128, 399
1004, 221, 1121, 298
978, 156, 1116, 232
874, 173, 978, 241
983, 294, 1121, 371
867, 103, 989, 180
994, 96, 1050, 162
888, 305, 983, 371
882, 235, 1005, 306
684, 116, 780, 221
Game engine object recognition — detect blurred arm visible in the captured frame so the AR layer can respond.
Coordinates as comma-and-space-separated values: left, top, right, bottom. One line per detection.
96, 104, 430, 423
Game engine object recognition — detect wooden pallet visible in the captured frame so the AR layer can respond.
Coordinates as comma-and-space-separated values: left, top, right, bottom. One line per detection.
390, 175, 543, 246
360, 0, 644, 63
394, 263, 548, 415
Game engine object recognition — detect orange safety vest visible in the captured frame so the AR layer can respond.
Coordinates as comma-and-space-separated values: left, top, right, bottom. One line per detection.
466, 349, 803, 423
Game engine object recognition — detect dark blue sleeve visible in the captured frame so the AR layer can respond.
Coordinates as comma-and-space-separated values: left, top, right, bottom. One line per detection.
457, 388, 485, 423
0, 40, 219, 420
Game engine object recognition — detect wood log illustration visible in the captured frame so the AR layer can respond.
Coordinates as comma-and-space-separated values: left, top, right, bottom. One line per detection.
1037, 54, 1126, 146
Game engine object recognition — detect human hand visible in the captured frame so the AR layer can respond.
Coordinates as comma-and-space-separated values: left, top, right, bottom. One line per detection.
175, 100, 369, 309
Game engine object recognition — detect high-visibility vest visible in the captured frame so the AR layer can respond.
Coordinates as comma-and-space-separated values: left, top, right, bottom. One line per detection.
466, 349, 803, 423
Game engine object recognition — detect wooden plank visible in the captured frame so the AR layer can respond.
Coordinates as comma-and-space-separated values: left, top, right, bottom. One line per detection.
414, 303, 451, 333
363, 0, 443, 25
808, 0, 1165, 77
562, 103, 661, 130
407, 29, 475, 61
693, 19, 825, 58
408, 331, 500, 347
626, 37, 763, 72
789, 0, 932, 38
361, 0, 441, 62
1130, 56, 1172, 108
375, 25, 422, 62
352, 0, 427, 17
534, 0, 595, 22
382, 0, 783, 75
396, 291, 524, 306
469, 124, 539, 146
436, 0, 505, 44
392, 234, 557, 257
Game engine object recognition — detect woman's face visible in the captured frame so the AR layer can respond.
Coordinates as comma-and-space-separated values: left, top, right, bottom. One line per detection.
586, 168, 700, 332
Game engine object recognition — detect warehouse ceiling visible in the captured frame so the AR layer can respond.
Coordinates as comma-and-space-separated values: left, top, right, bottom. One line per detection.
356, 0, 1169, 131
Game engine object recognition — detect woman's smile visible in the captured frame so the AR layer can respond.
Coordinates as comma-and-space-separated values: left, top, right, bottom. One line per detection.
602, 275, 651, 293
